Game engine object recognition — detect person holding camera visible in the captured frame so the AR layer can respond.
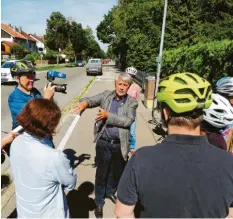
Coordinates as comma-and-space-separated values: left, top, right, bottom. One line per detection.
10, 98, 77, 218
8, 61, 55, 147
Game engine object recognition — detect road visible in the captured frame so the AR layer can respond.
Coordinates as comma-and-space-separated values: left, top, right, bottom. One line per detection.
1, 66, 94, 174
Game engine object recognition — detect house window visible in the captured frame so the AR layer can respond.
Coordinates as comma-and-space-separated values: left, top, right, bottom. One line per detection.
29, 42, 31, 48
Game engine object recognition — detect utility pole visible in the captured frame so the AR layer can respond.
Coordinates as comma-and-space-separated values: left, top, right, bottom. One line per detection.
153, 0, 168, 108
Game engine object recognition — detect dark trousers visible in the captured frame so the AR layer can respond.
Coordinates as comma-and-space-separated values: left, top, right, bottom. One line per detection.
95, 138, 127, 206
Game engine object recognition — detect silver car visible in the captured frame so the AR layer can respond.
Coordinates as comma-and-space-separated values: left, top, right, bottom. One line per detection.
86, 59, 102, 76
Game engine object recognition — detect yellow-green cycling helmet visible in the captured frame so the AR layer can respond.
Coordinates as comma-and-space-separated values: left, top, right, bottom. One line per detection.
157, 73, 212, 113
10, 61, 34, 77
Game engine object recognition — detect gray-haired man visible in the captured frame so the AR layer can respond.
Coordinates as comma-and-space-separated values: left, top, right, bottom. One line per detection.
72, 73, 138, 218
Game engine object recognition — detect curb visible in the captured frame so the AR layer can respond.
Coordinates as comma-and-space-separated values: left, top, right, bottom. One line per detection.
1, 76, 96, 212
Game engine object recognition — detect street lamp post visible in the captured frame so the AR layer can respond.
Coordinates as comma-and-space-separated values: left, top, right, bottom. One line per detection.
153, 0, 168, 108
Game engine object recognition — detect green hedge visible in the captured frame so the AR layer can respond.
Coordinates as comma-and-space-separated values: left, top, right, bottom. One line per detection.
161, 40, 233, 82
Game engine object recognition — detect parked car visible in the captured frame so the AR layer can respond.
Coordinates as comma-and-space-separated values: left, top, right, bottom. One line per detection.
75, 60, 84, 67
1, 60, 36, 83
134, 70, 156, 91
86, 58, 102, 76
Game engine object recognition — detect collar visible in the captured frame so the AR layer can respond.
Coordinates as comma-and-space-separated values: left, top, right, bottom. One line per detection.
113, 92, 128, 102
164, 134, 209, 145
15, 86, 33, 96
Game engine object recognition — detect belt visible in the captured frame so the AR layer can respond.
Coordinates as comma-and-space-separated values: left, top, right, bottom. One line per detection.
99, 137, 120, 144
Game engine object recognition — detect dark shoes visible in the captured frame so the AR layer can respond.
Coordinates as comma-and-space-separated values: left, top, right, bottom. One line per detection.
106, 194, 117, 204
94, 205, 103, 218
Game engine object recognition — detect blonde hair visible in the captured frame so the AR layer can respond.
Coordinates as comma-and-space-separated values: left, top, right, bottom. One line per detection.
226, 127, 233, 152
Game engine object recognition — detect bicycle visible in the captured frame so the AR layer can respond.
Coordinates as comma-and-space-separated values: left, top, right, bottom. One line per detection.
148, 106, 167, 141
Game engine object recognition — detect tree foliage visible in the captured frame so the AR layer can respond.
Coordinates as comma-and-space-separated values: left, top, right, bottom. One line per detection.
162, 40, 233, 82
97, 0, 233, 75
24, 52, 40, 64
64, 40, 75, 61
45, 12, 105, 60
45, 12, 70, 51
10, 43, 26, 59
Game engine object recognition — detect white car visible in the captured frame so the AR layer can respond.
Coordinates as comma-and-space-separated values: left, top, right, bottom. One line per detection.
1, 60, 36, 83
1, 60, 19, 83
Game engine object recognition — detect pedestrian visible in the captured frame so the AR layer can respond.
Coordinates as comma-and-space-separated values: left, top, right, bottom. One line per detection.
125, 67, 142, 154
115, 73, 233, 218
72, 72, 138, 218
215, 76, 233, 106
8, 61, 55, 148
10, 98, 77, 218
215, 76, 233, 151
200, 93, 233, 151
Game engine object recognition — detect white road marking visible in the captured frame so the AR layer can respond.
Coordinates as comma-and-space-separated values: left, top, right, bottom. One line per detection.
57, 115, 80, 151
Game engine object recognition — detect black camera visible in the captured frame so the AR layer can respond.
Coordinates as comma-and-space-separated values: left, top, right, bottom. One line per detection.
46, 70, 67, 94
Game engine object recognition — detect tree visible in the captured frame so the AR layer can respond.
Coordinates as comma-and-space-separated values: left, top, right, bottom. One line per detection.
44, 48, 57, 61
64, 40, 75, 62
69, 21, 88, 61
24, 52, 40, 64
44, 12, 70, 51
97, 0, 233, 71
10, 43, 26, 59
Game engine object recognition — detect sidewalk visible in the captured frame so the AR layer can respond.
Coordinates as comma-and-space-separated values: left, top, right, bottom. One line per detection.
1, 68, 159, 218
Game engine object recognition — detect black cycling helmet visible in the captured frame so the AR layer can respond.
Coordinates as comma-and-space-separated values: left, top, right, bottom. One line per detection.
10, 61, 34, 77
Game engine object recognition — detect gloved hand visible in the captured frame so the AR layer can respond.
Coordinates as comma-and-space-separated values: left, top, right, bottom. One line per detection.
72, 101, 88, 114
95, 108, 109, 121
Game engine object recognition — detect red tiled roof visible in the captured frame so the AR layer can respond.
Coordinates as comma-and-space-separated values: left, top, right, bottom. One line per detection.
2, 41, 17, 47
1, 23, 27, 40
21, 31, 36, 42
30, 34, 44, 43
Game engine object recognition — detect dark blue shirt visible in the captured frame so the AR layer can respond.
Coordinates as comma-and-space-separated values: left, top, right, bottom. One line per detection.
102, 95, 127, 140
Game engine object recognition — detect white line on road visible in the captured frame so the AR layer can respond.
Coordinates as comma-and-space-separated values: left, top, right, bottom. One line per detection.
57, 115, 80, 151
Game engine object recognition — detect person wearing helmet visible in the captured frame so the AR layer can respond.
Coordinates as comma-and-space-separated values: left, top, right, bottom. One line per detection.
125, 67, 142, 154
115, 73, 233, 218
200, 93, 233, 151
215, 77, 233, 152
8, 61, 55, 149
8, 61, 55, 130
215, 76, 233, 106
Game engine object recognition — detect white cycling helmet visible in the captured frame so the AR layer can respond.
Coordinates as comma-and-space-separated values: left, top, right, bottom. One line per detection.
203, 93, 233, 128
215, 77, 233, 97
126, 66, 137, 76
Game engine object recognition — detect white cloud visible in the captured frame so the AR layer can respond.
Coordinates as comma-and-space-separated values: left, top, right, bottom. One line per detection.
1, 0, 115, 51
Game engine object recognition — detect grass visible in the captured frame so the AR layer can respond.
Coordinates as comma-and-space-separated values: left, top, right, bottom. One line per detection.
35, 63, 67, 72
62, 76, 96, 115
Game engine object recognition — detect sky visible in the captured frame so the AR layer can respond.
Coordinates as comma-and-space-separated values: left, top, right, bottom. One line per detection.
1, 0, 116, 51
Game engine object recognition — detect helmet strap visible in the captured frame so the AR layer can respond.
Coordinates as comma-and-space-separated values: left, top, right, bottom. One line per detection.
18, 77, 30, 94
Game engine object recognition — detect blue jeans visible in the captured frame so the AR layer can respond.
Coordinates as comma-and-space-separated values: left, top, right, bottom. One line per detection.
130, 117, 137, 150
95, 138, 127, 206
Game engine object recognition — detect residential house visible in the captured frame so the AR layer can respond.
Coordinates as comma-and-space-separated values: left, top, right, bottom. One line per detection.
21, 31, 37, 52
1, 23, 37, 58
29, 34, 46, 54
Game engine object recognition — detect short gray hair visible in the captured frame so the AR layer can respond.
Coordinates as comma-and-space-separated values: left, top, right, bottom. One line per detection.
115, 73, 133, 86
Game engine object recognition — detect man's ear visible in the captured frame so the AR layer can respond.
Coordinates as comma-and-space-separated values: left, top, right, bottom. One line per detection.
163, 107, 169, 122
